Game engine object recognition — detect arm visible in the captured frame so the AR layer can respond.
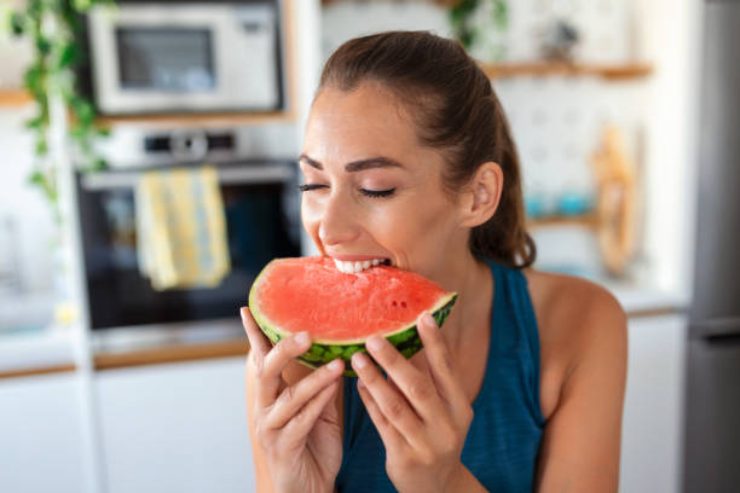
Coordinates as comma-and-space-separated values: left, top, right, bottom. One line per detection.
535, 289, 628, 492
245, 357, 277, 493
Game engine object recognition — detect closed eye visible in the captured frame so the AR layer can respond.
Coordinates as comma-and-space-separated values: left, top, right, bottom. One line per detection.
297, 184, 396, 199
360, 188, 395, 198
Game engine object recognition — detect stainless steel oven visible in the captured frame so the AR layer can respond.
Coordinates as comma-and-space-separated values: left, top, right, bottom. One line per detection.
76, 159, 302, 330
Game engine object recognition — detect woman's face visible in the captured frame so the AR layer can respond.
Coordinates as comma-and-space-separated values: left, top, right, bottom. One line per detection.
299, 82, 472, 282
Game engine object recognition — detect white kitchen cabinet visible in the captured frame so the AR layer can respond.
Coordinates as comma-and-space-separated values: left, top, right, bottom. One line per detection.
0, 372, 88, 493
95, 357, 255, 493
620, 314, 688, 493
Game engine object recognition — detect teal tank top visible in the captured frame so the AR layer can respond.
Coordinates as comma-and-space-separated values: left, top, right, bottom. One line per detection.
335, 258, 545, 492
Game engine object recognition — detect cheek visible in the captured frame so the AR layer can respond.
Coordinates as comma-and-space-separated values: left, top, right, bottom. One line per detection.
367, 198, 448, 246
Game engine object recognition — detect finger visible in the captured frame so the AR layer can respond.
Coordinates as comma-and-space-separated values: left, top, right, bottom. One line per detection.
351, 352, 424, 441
364, 335, 444, 421
264, 359, 345, 429
241, 307, 271, 360
356, 378, 409, 454
257, 331, 312, 408
417, 311, 468, 416
281, 379, 341, 449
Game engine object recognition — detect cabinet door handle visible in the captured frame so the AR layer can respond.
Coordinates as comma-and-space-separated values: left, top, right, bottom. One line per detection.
691, 318, 740, 341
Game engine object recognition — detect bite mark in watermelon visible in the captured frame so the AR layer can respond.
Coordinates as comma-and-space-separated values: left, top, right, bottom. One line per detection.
248, 256, 458, 377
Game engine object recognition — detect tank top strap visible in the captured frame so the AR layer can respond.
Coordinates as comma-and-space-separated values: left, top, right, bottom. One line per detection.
483, 258, 545, 426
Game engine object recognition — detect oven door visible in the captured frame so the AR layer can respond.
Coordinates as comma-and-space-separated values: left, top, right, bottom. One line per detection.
77, 161, 301, 330
87, 2, 282, 114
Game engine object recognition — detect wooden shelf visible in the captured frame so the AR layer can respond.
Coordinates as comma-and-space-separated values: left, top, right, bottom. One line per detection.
480, 61, 654, 81
527, 213, 599, 229
0, 89, 33, 108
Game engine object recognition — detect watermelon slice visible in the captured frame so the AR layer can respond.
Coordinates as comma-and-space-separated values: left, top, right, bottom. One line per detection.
248, 256, 457, 377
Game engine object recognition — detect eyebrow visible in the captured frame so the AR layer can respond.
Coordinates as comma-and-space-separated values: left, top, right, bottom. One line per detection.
298, 153, 405, 172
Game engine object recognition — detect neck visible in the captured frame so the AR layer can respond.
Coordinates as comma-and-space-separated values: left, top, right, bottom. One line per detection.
436, 253, 493, 352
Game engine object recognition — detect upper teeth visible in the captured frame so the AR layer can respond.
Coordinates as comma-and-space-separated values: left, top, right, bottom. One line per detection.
333, 258, 387, 274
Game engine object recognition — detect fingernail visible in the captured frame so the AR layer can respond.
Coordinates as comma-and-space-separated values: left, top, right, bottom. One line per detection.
328, 359, 343, 371
239, 307, 249, 333
366, 336, 383, 352
295, 331, 310, 346
352, 352, 368, 369
421, 312, 435, 327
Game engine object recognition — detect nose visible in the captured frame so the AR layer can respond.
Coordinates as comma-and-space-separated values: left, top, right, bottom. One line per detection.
317, 192, 361, 247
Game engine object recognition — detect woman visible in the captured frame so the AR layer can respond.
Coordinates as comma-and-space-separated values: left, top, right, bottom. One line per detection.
241, 31, 627, 493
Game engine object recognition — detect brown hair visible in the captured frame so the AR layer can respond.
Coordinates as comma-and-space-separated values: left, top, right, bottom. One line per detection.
317, 31, 536, 269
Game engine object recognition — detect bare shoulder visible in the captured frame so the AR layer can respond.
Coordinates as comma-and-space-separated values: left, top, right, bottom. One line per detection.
524, 268, 627, 333
522, 268, 628, 419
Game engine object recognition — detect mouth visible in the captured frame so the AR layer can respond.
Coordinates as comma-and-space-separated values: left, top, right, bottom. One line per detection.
331, 257, 393, 274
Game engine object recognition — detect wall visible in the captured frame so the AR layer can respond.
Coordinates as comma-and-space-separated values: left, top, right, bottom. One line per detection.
315, 0, 662, 282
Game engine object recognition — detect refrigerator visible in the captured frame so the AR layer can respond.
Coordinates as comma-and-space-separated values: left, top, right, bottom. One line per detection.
682, 0, 740, 492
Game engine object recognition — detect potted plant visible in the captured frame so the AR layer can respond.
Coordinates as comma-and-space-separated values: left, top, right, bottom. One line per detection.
449, 0, 510, 62
6, 0, 113, 221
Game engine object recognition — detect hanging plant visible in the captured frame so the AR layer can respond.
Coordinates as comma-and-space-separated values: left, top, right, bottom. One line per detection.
6, 0, 113, 221
449, 0, 509, 60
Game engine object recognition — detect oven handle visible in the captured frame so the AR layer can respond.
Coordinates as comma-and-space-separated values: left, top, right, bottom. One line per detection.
80, 165, 294, 191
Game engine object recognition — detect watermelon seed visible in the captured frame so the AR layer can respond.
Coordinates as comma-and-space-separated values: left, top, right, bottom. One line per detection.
392, 301, 397, 307
401, 301, 407, 308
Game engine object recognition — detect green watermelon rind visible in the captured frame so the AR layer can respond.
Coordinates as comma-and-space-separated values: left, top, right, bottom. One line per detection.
248, 266, 458, 377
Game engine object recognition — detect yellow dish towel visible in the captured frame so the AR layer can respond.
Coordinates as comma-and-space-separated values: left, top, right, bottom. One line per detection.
136, 166, 230, 291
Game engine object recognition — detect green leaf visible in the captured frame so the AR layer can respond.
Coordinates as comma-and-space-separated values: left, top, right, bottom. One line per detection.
35, 35, 51, 56
492, 0, 508, 30
71, 99, 94, 124
24, 65, 43, 93
10, 11, 26, 36
73, 0, 93, 12
56, 42, 79, 69
448, 0, 481, 48
25, 115, 46, 130
28, 169, 45, 186
35, 137, 48, 156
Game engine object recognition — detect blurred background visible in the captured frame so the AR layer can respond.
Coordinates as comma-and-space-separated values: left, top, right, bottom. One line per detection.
0, 0, 737, 492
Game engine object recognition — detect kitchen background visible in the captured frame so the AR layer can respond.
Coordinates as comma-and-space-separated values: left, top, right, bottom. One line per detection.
0, 0, 706, 492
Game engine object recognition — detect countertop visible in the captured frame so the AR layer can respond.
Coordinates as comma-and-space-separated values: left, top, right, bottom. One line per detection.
0, 283, 690, 379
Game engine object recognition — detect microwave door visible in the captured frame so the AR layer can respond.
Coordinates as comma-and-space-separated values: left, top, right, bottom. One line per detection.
116, 27, 216, 94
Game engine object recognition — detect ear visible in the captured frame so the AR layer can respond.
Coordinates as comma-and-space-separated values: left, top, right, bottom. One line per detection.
458, 162, 504, 228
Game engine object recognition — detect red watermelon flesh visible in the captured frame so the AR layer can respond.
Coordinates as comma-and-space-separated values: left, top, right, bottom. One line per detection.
248, 256, 458, 375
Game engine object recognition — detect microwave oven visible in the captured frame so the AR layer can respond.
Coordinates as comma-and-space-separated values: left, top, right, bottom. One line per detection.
86, 0, 284, 115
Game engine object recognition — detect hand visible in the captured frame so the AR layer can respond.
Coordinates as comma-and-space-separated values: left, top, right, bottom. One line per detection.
241, 307, 345, 493
351, 311, 474, 493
